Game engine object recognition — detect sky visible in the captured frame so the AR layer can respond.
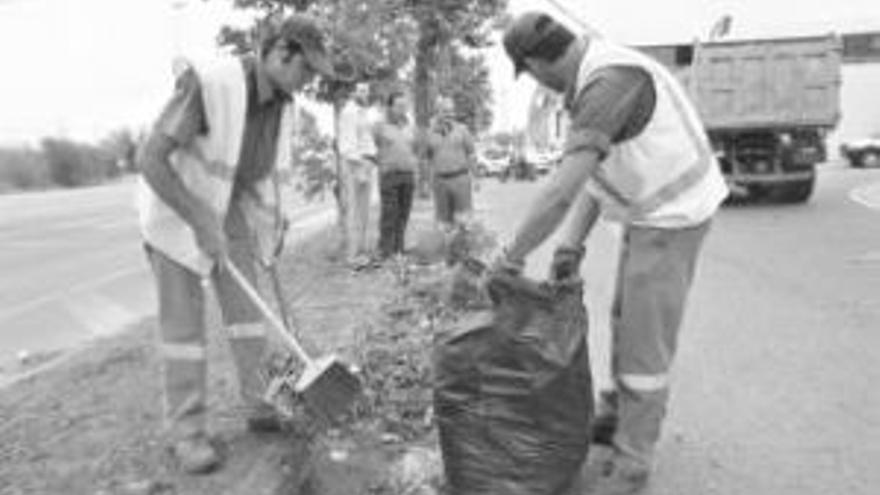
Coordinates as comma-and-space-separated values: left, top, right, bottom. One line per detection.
0, 0, 878, 144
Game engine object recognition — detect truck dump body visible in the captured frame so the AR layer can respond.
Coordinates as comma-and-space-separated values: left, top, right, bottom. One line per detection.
638, 35, 842, 130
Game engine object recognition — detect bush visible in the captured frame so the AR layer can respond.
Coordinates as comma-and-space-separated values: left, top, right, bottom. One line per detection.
0, 147, 52, 192
41, 138, 118, 188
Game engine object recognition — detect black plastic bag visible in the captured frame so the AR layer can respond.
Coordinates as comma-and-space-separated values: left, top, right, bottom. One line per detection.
434, 272, 593, 495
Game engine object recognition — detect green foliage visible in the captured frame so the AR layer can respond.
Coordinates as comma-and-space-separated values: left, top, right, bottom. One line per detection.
213, 0, 505, 118
0, 146, 52, 192
437, 51, 493, 133
41, 138, 118, 188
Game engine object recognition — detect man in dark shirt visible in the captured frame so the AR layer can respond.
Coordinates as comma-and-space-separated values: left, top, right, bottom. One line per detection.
138, 15, 335, 474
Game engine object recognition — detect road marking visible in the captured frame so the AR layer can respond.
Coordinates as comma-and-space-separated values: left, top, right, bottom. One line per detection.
0, 265, 146, 323
64, 291, 143, 338
849, 182, 880, 211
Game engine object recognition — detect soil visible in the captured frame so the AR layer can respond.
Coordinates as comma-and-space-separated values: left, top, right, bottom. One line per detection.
0, 201, 475, 495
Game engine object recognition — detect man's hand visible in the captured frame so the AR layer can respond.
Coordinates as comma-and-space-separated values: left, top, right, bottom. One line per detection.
489, 246, 525, 277
194, 214, 228, 263
550, 244, 585, 281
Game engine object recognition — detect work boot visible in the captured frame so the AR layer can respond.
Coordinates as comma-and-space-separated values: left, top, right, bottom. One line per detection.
591, 390, 619, 446
246, 412, 285, 434
584, 454, 650, 495
245, 403, 285, 434
167, 433, 223, 474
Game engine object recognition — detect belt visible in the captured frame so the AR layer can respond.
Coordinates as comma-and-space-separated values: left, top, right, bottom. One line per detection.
436, 169, 469, 179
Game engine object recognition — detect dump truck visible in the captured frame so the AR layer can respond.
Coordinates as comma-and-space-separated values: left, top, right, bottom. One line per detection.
638, 35, 842, 203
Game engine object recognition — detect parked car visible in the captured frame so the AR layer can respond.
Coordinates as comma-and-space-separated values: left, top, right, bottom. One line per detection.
500, 153, 537, 182
476, 148, 511, 178
528, 149, 561, 175
840, 137, 880, 168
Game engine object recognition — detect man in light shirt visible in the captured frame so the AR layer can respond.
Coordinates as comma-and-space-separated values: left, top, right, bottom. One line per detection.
338, 82, 378, 269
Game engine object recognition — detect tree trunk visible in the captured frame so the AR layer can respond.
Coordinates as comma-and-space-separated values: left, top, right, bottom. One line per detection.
413, 16, 437, 199
333, 102, 347, 242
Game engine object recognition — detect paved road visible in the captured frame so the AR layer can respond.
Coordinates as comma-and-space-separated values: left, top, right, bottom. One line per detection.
0, 178, 335, 374
474, 163, 880, 494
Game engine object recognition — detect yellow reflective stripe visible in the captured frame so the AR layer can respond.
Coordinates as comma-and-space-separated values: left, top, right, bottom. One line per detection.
202, 159, 236, 181
227, 323, 266, 339
633, 156, 711, 216
178, 146, 236, 182
160, 343, 206, 361
592, 169, 633, 208
631, 74, 713, 216
619, 372, 669, 392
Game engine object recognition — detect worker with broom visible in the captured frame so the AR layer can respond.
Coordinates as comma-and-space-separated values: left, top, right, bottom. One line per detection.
496, 12, 728, 494
137, 15, 337, 474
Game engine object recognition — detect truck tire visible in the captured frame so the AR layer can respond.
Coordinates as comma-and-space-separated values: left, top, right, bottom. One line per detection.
862, 150, 880, 168
773, 174, 815, 203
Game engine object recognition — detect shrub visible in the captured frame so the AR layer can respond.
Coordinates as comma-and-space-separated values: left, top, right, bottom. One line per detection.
0, 146, 52, 192
41, 138, 117, 188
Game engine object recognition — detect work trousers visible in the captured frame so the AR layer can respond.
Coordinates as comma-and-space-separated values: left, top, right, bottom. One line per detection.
343, 159, 373, 260
432, 171, 473, 226
608, 220, 711, 467
145, 202, 273, 439
378, 170, 415, 257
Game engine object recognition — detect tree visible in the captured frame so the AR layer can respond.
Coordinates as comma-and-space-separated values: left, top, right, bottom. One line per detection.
437, 50, 493, 134
212, 0, 506, 226
100, 128, 139, 173
214, 0, 505, 142
41, 138, 116, 188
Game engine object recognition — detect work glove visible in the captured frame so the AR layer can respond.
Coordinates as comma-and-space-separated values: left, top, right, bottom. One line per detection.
489, 246, 525, 278
550, 244, 586, 282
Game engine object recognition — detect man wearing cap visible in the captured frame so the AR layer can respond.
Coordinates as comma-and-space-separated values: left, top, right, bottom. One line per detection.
426, 96, 478, 231
498, 11, 728, 494
137, 15, 336, 474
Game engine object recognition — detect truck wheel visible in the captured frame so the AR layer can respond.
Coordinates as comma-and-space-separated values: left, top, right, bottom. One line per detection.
773, 175, 815, 203
863, 151, 880, 168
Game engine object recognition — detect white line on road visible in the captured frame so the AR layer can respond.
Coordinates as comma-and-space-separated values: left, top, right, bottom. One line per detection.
0, 264, 146, 322
849, 181, 880, 211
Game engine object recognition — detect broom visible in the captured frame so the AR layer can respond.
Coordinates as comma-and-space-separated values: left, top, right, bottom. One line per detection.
225, 259, 362, 424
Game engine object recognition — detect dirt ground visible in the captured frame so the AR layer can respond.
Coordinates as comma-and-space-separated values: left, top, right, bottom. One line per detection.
0, 201, 456, 495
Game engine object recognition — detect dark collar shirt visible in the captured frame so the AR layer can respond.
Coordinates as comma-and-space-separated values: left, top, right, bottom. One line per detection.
562, 62, 657, 161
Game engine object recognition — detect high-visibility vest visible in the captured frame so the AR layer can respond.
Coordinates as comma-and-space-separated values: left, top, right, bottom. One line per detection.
570, 40, 727, 226
136, 58, 295, 274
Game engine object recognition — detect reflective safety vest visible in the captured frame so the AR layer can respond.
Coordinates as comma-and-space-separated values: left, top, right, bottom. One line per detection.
571, 40, 728, 227
136, 58, 295, 274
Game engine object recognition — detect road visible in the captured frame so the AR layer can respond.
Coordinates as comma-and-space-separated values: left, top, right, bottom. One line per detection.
1, 165, 878, 492
473, 164, 880, 494
0, 178, 335, 376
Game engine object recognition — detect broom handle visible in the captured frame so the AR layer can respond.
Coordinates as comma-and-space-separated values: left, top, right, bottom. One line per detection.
224, 260, 314, 366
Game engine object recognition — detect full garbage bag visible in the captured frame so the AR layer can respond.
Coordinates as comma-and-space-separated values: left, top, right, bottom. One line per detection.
434, 272, 593, 495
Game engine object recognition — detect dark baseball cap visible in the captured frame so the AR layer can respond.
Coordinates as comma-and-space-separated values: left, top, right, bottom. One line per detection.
502, 11, 572, 76
275, 15, 336, 78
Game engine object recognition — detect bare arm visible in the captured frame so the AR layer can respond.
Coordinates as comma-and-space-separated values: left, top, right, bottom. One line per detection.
138, 133, 218, 235
137, 68, 225, 258
559, 190, 601, 248
506, 148, 602, 262
506, 65, 654, 263
462, 127, 477, 174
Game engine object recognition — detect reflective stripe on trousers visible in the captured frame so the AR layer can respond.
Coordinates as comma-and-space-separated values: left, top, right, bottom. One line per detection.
610, 220, 711, 465
146, 235, 270, 438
